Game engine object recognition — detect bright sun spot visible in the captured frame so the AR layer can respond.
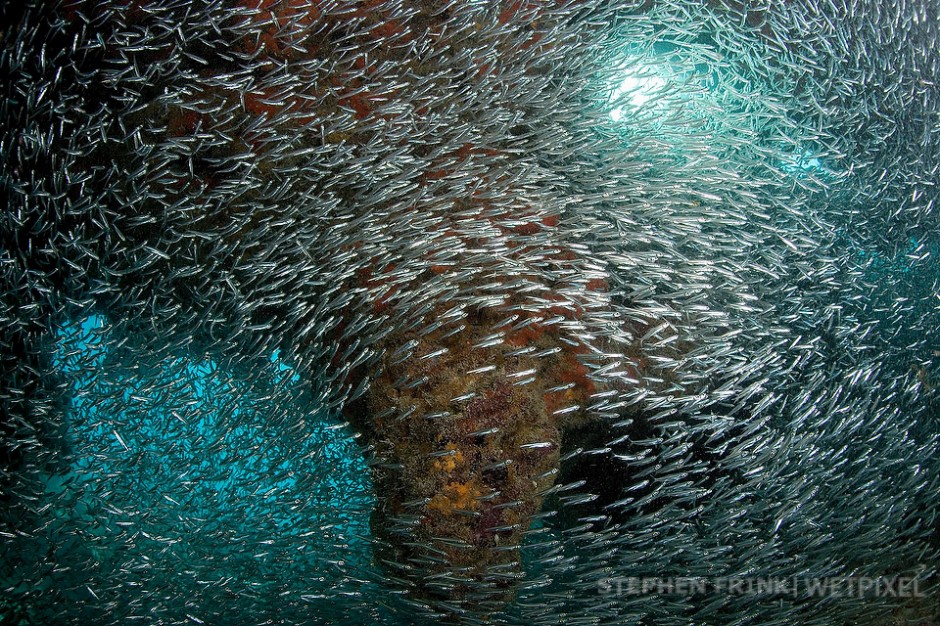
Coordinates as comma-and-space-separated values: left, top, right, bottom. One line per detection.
609, 72, 668, 121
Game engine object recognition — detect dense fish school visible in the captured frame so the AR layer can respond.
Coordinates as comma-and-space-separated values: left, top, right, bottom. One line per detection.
1, 0, 938, 624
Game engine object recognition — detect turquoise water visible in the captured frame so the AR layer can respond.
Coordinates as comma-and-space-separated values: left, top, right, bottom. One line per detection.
22, 315, 385, 623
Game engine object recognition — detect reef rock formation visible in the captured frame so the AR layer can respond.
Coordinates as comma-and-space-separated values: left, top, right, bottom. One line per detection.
1, 1, 938, 625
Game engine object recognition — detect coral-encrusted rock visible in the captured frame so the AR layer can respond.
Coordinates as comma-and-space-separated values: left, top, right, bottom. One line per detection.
346, 301, 607, 602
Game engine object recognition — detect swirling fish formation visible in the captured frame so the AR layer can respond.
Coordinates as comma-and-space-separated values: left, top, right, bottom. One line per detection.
1, 1, 938, 624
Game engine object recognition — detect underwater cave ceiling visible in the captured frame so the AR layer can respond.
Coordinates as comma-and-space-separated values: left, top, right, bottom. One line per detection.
0, 0, 938, 624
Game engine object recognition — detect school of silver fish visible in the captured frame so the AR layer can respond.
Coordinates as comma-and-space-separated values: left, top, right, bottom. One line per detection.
0, 0, 938, 624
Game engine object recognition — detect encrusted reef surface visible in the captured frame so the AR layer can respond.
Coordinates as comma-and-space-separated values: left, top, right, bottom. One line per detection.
1, 1, 939, 625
